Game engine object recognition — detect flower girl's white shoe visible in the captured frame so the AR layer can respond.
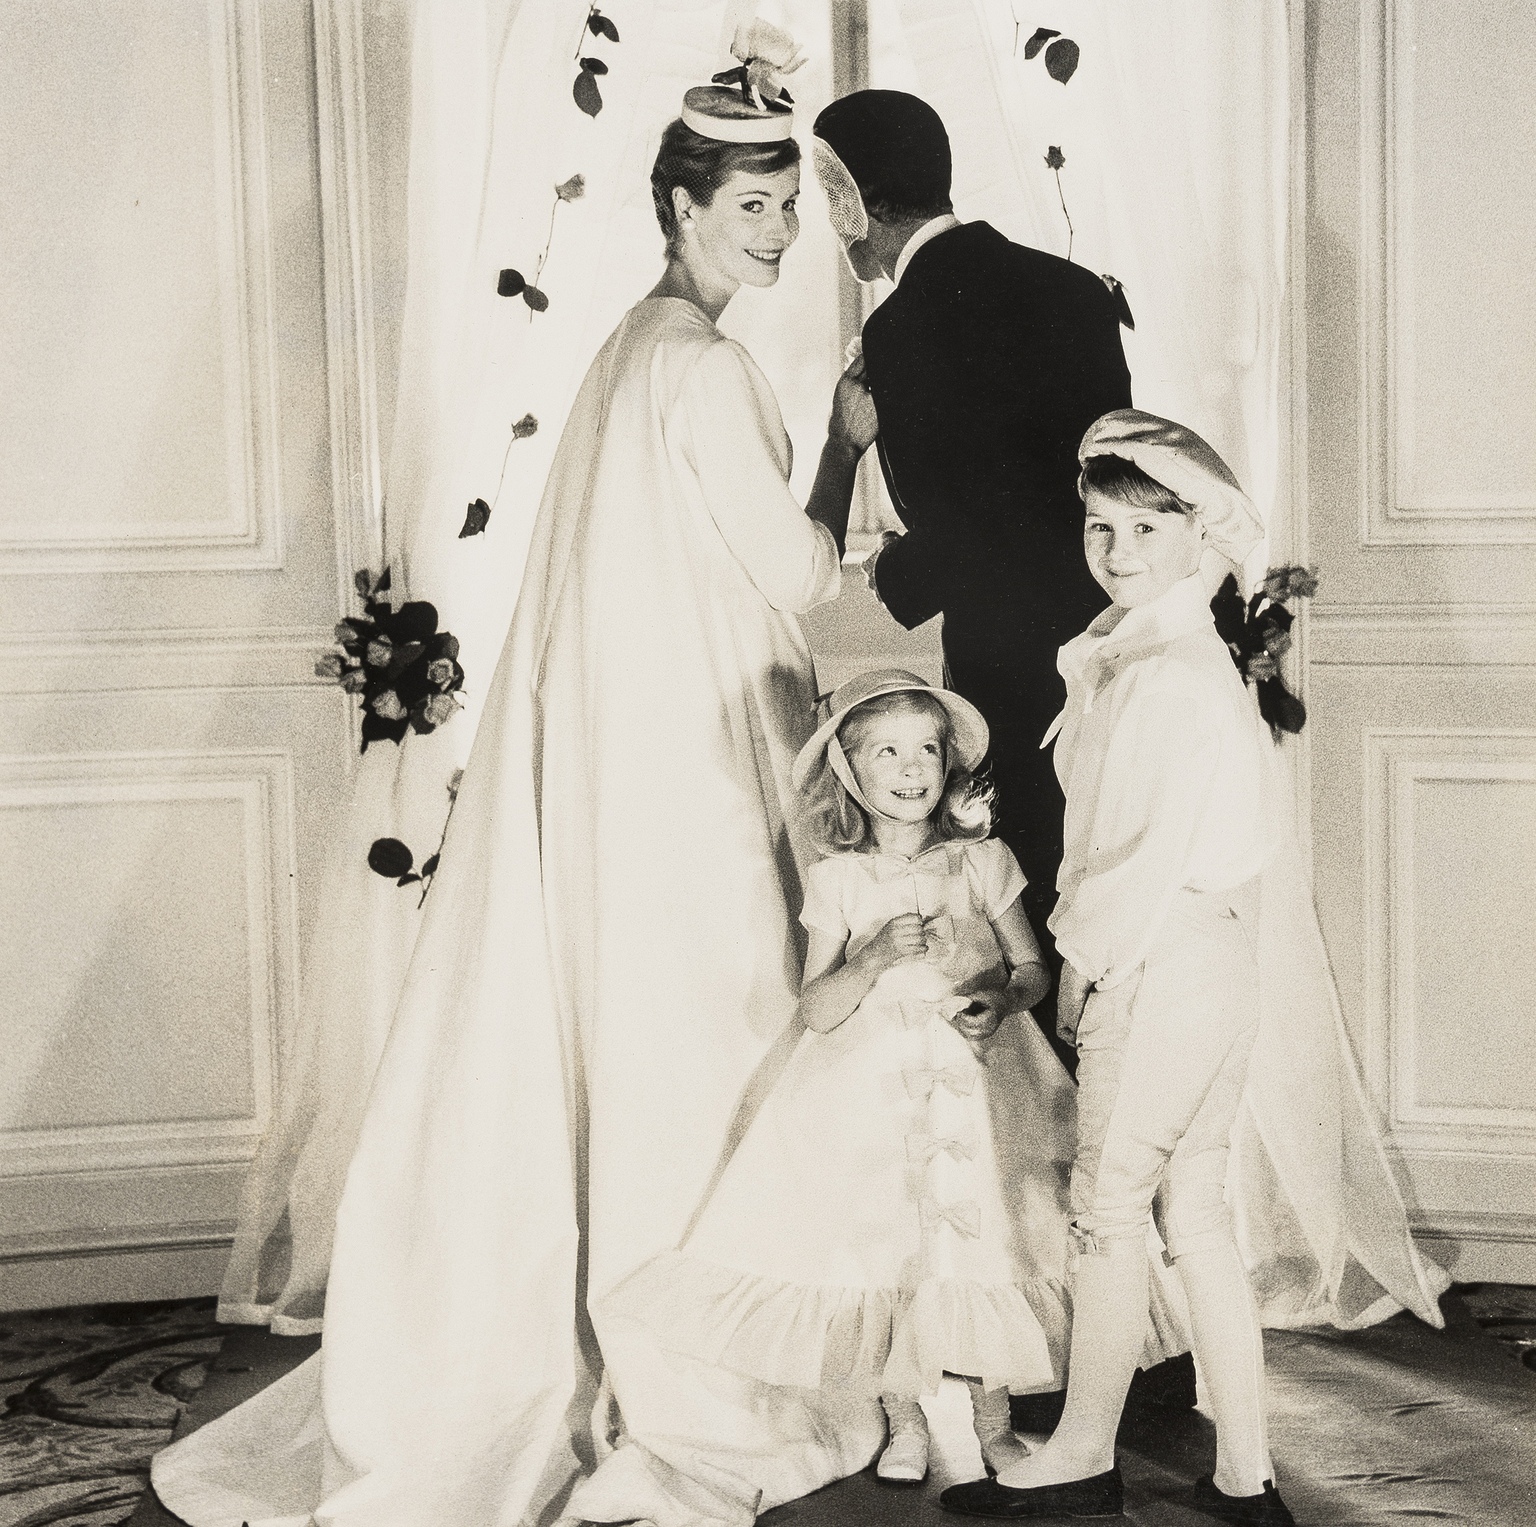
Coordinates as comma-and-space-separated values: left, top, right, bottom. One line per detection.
876, 1398, 930, 1487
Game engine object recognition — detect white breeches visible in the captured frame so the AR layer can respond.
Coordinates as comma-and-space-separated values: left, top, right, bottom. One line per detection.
1071, 882, 1261, 1261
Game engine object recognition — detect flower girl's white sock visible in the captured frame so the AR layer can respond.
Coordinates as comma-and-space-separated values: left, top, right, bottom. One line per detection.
877, 1395, 929, 1484
965, 1378, 1031, 1474
994, 1238, 1149, 1489
1172, 1234, 1274, 1497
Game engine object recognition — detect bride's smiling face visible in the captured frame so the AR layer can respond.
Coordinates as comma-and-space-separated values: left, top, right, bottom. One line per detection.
676, 165, 800, 289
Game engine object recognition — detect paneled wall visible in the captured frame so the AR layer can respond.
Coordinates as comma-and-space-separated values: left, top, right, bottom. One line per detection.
0, 0, 374, 1308
1303, 0, 1536, 1280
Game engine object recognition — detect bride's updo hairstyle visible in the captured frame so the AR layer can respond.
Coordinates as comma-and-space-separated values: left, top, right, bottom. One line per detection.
650, 121, 801, 256
801, 691, 993, 856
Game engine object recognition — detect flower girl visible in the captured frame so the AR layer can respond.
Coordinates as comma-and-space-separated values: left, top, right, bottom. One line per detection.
608, 671, 1185, 1486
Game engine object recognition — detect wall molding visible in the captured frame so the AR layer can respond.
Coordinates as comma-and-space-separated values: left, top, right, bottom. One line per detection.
1358, 0, 1536, 547
314, 0, 385, 609
1310, 604, 1536, 666
0, 0, 286, 572
0, 626, 340, 694
1362, 729, 1536, 1152
0, 749, 302, 1179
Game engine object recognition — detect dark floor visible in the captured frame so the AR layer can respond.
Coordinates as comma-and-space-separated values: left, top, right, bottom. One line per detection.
6, 1286, 1531, 1527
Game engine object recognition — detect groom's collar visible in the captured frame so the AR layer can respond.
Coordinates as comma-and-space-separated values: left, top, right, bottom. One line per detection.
893, 214, 962, 285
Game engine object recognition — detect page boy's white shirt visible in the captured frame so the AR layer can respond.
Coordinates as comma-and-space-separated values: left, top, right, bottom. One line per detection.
1045, 572, 1273, 990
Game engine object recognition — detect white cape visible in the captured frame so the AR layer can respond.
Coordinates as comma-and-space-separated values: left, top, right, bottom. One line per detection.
154, 298, 878, 1527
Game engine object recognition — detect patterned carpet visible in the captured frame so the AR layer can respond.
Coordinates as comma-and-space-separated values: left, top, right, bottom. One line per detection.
6, 1286, 1535, 1527
1460, 1281, 1536, 1371
0, 1300, 225, 1527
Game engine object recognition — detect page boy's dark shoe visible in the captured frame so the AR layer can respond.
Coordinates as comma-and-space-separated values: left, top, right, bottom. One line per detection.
1191, 1476, 1297, 1525
939, 1467, 1123, 1518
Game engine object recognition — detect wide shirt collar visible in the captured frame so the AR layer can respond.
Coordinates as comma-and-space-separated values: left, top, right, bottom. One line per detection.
1043, 574, 1217, 745
893, 214, 963, 286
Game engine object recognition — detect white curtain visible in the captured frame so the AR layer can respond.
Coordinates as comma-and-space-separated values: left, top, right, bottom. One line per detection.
221, 0, 851, 1334
226, 0, 1444, 1342
894, 0, 1288, 587
896, 0, 1445, 1328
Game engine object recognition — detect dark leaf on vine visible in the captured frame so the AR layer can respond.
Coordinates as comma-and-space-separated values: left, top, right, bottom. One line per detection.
588, 12, 619, 41
353, 568, 374, 598
1257, 679, 1307, 736
1024, 27, 1060, 59
497, 268, 526, 297
580, 56, 609, 75
1044, 145, 1066, 171
376, 567, 391, 594
1044, 37, 1080, 84
522, 284, 550, 313
421, 854, 441, 878
368, 837, 414, 878
554, 174, 586, 202
461, 498, 491, 538
397, 873, 421, 886
1101, 273, 1135, 330
390, 601, 440, 642
1208, 576, 1246, 656
574, 68, 603, 117
511, 413, 539, 440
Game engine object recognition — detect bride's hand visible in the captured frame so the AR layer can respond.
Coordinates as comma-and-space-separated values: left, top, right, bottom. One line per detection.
830, 355, 878, 455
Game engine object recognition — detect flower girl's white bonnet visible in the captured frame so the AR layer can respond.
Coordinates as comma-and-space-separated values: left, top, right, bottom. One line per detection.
793, 669, 988, 798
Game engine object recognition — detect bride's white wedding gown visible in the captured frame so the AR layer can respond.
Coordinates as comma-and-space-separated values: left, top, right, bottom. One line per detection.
153, 296, 883, 1527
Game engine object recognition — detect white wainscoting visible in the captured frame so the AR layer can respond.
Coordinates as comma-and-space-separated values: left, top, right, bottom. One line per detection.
1359, 0, 1536, 547
0, 0, 376, 1310
0, 0, 284, 572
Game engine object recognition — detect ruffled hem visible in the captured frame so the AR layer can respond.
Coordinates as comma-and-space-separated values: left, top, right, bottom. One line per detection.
603, 1250, 1072, 1398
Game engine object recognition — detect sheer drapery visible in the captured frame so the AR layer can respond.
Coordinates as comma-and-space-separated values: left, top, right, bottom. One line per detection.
897, 0, 1445, 1328
221, 0, 851, 1334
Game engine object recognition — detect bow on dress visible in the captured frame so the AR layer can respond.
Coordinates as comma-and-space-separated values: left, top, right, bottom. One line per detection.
920, 1198, 982, 1239
906, 1130, 978, 1165
903, 1063, 977, 1100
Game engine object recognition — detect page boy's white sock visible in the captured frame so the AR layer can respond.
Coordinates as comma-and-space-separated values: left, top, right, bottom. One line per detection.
1174, 1236, 1274, 1497
994, 1238, 1148, 1488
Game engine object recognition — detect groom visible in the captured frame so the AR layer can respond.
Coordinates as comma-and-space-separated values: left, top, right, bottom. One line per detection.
812, 90, 1131, 970
813, 89, 1196, 1429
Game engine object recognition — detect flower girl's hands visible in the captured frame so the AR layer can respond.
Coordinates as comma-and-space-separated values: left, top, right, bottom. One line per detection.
951, 992, 1006, 1044
830, 354, 878, 456
857, 912, 929, 975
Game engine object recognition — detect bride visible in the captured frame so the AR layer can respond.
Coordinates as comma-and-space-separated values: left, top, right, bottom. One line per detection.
152, 51, 886, 1527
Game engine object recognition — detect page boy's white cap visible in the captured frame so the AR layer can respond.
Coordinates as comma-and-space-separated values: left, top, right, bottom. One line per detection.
1079, 409, 1264, 570
682, 18, 803, 143
792, 669, 988, 794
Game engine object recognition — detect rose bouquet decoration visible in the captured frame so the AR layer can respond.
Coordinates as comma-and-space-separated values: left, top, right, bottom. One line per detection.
316, 569, 466, 751
1210, 565, 1319, 738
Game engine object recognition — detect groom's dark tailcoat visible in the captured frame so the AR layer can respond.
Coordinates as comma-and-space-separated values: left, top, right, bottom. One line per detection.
862, 221, 1131, 943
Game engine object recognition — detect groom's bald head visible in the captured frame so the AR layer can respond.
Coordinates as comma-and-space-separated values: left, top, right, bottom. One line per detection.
812, 90, 952, 223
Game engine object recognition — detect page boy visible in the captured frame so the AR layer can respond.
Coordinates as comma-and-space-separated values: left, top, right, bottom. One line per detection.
941, 410, 1294, 1525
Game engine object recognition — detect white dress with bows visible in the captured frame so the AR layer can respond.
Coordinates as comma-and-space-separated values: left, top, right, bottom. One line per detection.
609, 838, 1189, 1399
